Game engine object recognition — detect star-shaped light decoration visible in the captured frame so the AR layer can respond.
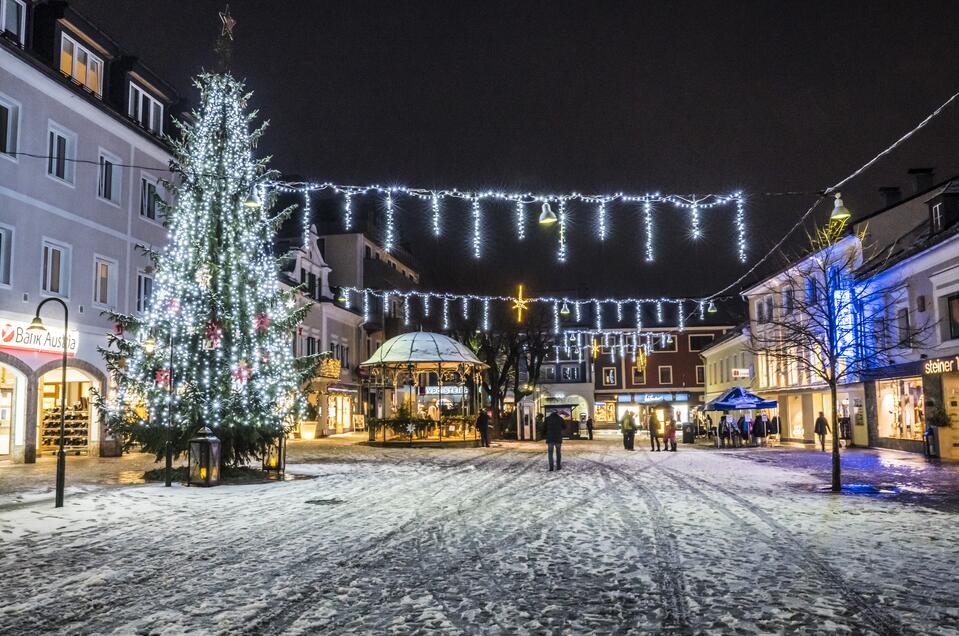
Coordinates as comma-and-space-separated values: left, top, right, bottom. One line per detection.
220, 4, 236, 40
591, 338, 600, 360
512, 284, 529, 323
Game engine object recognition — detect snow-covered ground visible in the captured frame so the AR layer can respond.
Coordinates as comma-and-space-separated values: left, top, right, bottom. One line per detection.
1, 441, 957, 634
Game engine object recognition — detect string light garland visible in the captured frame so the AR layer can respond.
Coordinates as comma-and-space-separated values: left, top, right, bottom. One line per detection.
270, 180, 746, 263
342, 192, 353, 231
301, 188, 312, 247
384, 193, 395, 252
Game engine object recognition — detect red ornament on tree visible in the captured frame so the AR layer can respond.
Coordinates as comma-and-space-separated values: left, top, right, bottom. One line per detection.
232, 360, 252, 384
155, 369, 170, 386
113, 323, 124, 337
167, 298, 181, 315
204, 320, 223, 350
254, 313, 272, 333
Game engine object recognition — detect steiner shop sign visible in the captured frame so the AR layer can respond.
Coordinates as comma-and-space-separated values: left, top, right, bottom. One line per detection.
0, 320, 79, 356
924, 355, 959, 375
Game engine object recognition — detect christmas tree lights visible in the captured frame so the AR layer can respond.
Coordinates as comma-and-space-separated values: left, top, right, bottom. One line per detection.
96, 73, 315, 465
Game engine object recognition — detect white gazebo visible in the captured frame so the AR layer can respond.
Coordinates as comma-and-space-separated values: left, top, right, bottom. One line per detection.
360, 331, 487, 443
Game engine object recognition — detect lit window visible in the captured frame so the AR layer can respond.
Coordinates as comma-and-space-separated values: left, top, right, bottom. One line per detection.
47, 125, 76, 183
137, 271, 153, 312
1, 0, 25, 45
696, 365, 705, 385
93, 257, 116, 306
59, 33, 103, 95
0, 94, 19, 157
98, 152, 121, 203
128, 83, 164, 134
42, 240, 71, 297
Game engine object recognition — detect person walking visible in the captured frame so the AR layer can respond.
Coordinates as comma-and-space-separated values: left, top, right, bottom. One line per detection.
477, 409, 490, 448
718, 415, 729, 448
814, 411, 830, 452
663, 415, 674, 452
621, 410, 637, 450
648, 411, 661, 451
545, 410, 565, 471
586, 416, 594, 440
736, 415, 748, 448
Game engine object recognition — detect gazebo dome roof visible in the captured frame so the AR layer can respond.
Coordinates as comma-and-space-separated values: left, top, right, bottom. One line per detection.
361, 331, 486, 368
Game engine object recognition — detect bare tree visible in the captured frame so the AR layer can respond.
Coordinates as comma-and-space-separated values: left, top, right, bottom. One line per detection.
510, 306, 553, 433
746, 219, 930, 491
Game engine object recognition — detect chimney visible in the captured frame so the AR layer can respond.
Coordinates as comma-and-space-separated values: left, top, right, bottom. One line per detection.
878, 186, 902, 207
908, 168, 935, 193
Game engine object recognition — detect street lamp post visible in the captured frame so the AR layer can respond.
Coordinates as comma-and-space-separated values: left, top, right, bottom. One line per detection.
27, 298, 70, 508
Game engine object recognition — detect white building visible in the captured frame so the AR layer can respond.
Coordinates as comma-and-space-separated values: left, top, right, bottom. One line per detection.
700, 324, 755, 404
0, 1, 179, 462
278, 224, 364, 438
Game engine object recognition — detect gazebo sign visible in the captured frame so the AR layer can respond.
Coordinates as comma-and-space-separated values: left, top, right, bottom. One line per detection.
318, 357, 341, 379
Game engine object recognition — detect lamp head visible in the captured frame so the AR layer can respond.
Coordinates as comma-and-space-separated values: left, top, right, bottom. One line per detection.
143, 336, 157, 355
243, 189, 263, 209
26, 316, 47, 333
830, 192, 851, 223
538, 202, 558, 225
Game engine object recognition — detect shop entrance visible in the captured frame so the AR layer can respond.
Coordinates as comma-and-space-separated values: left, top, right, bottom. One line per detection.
0, 363, 26, 457
37, 368, 97, 456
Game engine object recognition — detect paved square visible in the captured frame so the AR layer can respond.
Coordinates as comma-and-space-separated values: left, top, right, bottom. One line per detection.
1, 441, 957, 634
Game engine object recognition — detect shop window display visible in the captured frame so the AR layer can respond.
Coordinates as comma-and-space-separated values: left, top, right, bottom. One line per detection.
876, 378, 924, 440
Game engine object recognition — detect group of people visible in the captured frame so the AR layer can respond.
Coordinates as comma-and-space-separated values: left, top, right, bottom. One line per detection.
714, 412, 779, 448
620, 410, 678, 452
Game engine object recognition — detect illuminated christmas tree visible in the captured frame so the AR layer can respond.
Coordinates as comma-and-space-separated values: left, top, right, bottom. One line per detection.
97, 72, 314, 465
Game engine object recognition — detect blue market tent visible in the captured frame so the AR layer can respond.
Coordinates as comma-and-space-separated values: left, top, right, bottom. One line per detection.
705, 386, 777, 411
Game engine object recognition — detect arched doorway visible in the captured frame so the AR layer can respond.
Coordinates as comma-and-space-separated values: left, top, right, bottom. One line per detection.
34, 361, 104, 457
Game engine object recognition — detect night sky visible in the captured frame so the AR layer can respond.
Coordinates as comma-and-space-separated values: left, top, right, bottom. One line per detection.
74, 0, 959, 301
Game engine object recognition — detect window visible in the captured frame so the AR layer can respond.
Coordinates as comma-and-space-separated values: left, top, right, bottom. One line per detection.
696, 365, 705, 385
658, 366, 673, 384
764, 295, 774, 322
128, 83, 163, 133
873, 317, 889, 352
601, 367, 617, 386
755, 299, 765, 324
783, 287, 795, 315
917, 295, 926, 313
540, 366, 556, 381
305, 336, 317, 356
98, 151, 121, 203
41, 240, 71, 297
688, 334, 714, 352
342, 346, 350, 367
1, 0, 25, 45
651, 335, 677, 352
0, 225, 11, 285
93, 256, 116, 307
365, 246, 372, 259
631, 367, 646, 385
47, 125, 76, 183
932, 203, 943, 232
896, 308, 912, 348
136, 271, 153, 313
59, 33, 103, 95
806, 278, 819, 305
560, 365, 580, 381
0, 94, 19, 157
140, 176, 158, 219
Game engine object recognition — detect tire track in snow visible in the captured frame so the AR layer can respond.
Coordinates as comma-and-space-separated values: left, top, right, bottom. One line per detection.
655, 464, 908, 636
582, 453, 693, 634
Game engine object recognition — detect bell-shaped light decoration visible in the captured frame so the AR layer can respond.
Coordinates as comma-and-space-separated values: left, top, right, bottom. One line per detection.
539, 201, 558, 225
707, 300, 718, 314
243, 188, 263, 209
559, 301, 571, 316
337, 289, 348, 304
830, 192, 851, 223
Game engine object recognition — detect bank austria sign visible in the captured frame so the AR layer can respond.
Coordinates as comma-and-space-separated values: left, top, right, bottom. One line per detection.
0, 320, 79, 356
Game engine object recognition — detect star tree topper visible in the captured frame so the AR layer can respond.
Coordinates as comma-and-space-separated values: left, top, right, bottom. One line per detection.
220, 4, 236, 40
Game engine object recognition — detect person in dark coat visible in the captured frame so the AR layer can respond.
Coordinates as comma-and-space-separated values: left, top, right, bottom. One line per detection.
718, 415, 729, 448
648, 412, 661, 452
737, 415, 748, 447
476, 410, 490, 447
752, 415, 765, 446
586, 417, 594, 440
621, 410, 637, 450
814, 412, 830, 452
544, 411, 565, 471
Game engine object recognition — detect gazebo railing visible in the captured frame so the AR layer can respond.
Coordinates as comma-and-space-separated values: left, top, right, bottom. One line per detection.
367, 416, 477, 444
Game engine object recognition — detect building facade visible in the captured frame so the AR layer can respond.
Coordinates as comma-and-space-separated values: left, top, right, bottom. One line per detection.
700, 324, 755, 404
0, 1, 179, 462
592, 326, 728, 426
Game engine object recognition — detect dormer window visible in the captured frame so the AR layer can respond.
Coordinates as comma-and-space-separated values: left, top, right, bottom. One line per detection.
59, 33, 103, 96
129, 83, 163, 134
1, 0, 25, 45
932, 202, 943, 232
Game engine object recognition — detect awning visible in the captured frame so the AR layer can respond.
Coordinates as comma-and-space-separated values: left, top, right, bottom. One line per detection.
705, 386, 777, 411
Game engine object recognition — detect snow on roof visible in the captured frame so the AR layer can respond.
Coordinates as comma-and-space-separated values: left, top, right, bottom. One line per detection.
361, 331, 487, 368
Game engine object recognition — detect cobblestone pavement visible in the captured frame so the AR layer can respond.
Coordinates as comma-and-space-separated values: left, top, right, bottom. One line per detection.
1, 439, 958, 634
